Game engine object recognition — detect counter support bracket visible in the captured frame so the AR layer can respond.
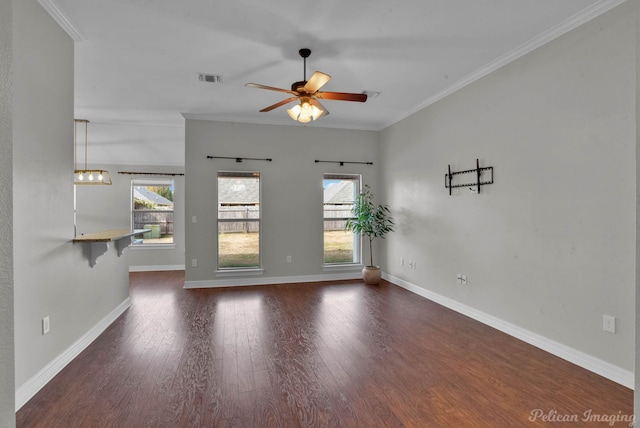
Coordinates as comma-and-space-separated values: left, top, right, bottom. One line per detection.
73, 229, 149, 267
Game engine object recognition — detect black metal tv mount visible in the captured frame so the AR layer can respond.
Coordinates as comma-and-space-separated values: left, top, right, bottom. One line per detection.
445, 159, 494, 195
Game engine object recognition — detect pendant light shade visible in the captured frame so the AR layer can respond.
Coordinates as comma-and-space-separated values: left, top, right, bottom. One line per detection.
74, 119, 111, 185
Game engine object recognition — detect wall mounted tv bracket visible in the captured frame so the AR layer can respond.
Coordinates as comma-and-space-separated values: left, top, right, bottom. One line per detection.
445, 159, 493, 195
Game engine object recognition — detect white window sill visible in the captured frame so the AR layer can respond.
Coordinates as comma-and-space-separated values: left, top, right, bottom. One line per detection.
215, 268, 264, 277
130, 244, 176, 250
322, 263, 364, 272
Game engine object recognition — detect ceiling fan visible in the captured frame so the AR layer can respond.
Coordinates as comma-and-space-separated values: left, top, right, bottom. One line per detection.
245, 48, 367, 123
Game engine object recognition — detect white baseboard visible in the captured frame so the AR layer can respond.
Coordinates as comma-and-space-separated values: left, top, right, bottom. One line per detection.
184, 271, 361, 289
129, 264, 185, 272
15, 297, 132, 411
383, 273, 634, 389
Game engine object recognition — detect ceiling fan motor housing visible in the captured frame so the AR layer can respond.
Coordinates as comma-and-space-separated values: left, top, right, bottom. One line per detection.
291, 81, 307, 92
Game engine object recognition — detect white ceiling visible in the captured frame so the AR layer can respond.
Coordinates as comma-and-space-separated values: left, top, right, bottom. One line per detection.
41, 0, 623, 165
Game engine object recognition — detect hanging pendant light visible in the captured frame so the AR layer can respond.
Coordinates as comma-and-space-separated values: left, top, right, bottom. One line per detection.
73, 119, 111, 185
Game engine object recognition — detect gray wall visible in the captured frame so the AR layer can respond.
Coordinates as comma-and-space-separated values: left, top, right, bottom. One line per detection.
12, 0, 131, 406
0, 0, 14, 424
380, 2, 635, 372
75, 163, 185, 271
636, 0, 640, 416
76, 121, 184, 168
184, 120, 379, 284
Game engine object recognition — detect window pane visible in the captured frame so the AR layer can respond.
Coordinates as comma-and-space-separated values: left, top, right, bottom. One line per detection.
217, 173, 260, 269
132, 180, 174, 245
218, 221, 260, 268
324, 224, 354, 264
323, 175, 360, 264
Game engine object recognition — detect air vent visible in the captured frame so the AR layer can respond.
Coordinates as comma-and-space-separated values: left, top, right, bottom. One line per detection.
198, 74, 223, 84
363, 90, 381, 99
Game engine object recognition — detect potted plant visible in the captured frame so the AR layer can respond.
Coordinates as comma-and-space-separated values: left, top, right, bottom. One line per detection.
345, 184, 394, 285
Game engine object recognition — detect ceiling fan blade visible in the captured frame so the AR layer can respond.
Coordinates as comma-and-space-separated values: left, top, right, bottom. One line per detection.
309, 98, 329, 118
246, 83, 297, 95
259, 97, 299, 112
316, 91, 368, 102
304, 71, 331, 93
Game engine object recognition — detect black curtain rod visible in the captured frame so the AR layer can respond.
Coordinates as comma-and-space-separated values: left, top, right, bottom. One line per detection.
315, 160, 373, 166
118, 171, 184, 176
207, 155, 272, 163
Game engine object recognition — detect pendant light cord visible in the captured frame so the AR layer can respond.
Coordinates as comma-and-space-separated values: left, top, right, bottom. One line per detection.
73, 119, 90, 171
84, 121, 88, 170
74, 120, 78, 170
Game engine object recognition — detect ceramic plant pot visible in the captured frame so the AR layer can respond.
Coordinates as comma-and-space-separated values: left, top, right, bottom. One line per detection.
362, 266, 382, 285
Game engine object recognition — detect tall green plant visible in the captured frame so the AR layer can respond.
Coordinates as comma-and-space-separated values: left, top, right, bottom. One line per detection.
345, 185, 394, 267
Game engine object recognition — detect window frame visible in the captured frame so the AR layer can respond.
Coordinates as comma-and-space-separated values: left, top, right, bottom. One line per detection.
323, 173, 362, 266
130, 178, 175, 249
216, 171, 262, 272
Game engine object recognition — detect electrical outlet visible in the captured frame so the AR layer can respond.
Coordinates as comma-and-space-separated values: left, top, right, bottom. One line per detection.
42, 316, 50, 335
192, 216, 197, 223
191, 259, 198, 267
603, 315, 616, 333
286, 255, 292, 263
400, 257, 404, 266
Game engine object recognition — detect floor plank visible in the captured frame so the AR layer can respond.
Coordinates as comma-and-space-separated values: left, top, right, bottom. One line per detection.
17, 271, 633, 427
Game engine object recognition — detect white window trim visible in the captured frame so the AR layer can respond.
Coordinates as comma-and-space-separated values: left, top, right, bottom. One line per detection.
323, 173, 362, 266
322, 263, 364, 272
131, 178, 175, 248
130, 243, 176, 251
215, 268, 265, 277
217, 171, 262, 270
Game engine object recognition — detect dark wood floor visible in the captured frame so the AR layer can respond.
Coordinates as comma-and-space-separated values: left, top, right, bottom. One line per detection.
17, 271, 633, 427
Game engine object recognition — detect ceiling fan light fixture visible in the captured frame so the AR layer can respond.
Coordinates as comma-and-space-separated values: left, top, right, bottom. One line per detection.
287, 98, 324, 123
310, 104, 324, 120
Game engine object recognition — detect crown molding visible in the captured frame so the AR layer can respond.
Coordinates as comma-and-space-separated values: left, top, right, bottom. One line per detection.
378, 0, 629, 131
37, 0, 84, 42
181, 112, 376, 131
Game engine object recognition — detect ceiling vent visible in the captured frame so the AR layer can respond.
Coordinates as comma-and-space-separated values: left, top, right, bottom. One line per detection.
198, 74, 223, 84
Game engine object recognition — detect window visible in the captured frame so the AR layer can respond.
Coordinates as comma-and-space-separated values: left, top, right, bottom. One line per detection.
131, 179, 174, 246
217, 172, 261, 269
323, 174, 360, 264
